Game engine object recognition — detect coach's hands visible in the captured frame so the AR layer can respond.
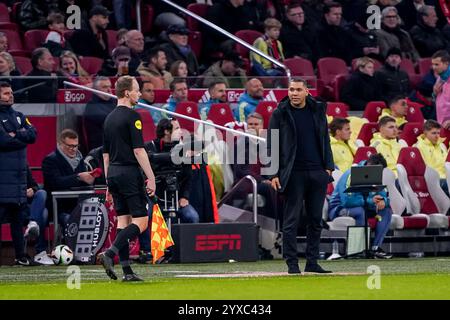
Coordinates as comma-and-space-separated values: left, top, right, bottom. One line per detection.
146, 179, 156, 197
271, 177, 281, 191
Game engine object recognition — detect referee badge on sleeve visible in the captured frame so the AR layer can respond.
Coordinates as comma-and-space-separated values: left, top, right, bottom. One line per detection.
135, 120, 142, 130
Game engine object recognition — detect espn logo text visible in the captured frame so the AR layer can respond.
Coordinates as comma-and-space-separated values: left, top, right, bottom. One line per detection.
195, 234, 242, 251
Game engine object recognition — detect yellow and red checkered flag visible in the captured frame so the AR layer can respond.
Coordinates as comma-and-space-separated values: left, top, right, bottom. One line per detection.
151, 202, 174, 264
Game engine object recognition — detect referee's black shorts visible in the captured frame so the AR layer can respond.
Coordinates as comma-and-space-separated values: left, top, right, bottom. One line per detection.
107, 165, 148, 218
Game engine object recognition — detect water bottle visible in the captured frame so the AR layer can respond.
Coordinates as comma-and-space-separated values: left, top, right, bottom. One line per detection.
332, 240, 339, 255
408, 251, 424, 258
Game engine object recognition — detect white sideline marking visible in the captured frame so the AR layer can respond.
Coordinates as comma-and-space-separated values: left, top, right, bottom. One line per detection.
175, 272, 365, 278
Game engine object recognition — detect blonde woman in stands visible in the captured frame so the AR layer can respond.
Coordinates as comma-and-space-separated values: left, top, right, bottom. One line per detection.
59, 51, 92, 87
0, 52, 23, 95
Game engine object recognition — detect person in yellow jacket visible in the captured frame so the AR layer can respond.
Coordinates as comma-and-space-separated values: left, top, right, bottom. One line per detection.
378, 96, 408, 132
251, 18, 285, 77
414, 120, 449, 194
370, 116, 402, 176
329, 117, 357, 172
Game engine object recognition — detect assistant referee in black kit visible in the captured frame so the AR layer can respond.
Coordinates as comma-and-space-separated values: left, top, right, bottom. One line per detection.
99, 76, 156, 282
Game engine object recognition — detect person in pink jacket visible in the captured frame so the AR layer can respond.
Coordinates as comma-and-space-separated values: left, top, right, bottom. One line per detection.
433, 50, 450, 128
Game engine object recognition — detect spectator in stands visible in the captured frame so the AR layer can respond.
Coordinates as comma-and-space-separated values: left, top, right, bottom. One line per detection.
138, 47, 173, 89
145, 118, 200, 223
328, 153, 393, 259
376, 6, 420, 63
44, 12, 71, 57
251, 18, 285, 77
24, 167, 54, 265
0, 82, 37, 265
414, 119, 448, 193
410, 6, 448, 58
99, 46, 139, 77
42, 129, 95, 227
379, 95, 408, 130
317, 2, 352, 64
375, 47, 410, 101
125, 30, 145, 73
233, 112, 278, 219
199, 80, 227, 120
136, 80, 161, 125
18, 0, 58, 31
69, 5, 110, 59
169, 60, 188, 78
82, 77, 114, 151
396, 0, 432, 31
370, 116, 401, 176
346, 12, 381, 61
160, 25, 199, 77
0, 32, 8, 53
329, 117, 356, 172
234, 78, 264, 122
279, 2, 318, 63
59, 51, 92, 86
432, 50, 450, 128
0, 52, 23, 99
161, 78, 189, 117
25, 47, 61, 103
202, 0, 251, 55
340, 57, 382, 111
116, 28, 128, 47
202, 52, 247, 88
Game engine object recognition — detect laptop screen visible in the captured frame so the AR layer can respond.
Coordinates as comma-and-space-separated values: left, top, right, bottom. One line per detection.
350, 165, 383, 186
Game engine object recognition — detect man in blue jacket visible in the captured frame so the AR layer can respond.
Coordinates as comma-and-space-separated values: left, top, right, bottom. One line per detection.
0, 82, 37, 265
328, 153, 393, 259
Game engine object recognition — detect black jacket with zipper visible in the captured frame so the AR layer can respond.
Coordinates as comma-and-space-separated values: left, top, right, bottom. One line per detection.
267, 95, 334, 193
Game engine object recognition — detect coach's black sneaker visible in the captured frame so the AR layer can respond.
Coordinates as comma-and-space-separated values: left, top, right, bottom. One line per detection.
98, 253, 118, 280
14, 255, 35, 266
122, 273, 144, 282
287, 264, 301, 274
304, 263, 332, 274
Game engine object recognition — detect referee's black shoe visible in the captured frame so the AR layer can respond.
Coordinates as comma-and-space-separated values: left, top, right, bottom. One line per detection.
122, 273, 144, 282
304, 263, 332, 274
98, 252, 118, 280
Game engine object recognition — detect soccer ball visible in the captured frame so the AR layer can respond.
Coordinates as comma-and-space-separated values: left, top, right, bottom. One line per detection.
51, 245, 74, 265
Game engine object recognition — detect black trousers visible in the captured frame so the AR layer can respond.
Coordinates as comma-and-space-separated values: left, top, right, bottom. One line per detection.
283, 169, 328, 266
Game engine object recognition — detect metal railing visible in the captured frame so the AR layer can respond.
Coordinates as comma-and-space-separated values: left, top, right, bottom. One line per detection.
161, 0, 291, 79
217, 175, 258, 224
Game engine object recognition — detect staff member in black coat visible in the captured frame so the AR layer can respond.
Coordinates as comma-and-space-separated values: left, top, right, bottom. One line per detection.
99, 76, 156, 282
268, 78, 334, 274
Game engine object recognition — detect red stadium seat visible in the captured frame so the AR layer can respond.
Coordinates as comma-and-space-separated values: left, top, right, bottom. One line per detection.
0, 29, 23, 50
207, 103, 235, 139
136, 109, 156, 142
317, 57, 349, 100
353, 146, 377, 163
397, 147, 449, 228
79, 56, 104, 75
175, 101, 200, 133
332, 73, 349, 101
188, 31, 202, 58
400, 58, 416, 76
187, 3, 209, 31
363, 101, 386, 122
326, 102, 349, 118
356, 122, 379, 146
399, 122, 423, 146
10, 2, 21, 23
9, 50, 30, 57
24, 29, 49, 52
235, 29, 263, 59
418, 58, 432, 77
0, 22, 19, 31
0, 3, 9, 22
131, 3, 154, 34
440, 128, 450, 148
284, 57, 314, 77
106, 29, 118, 55
13, 56, 32, 74
255, 101, 277, 129
406, 101, 424, 123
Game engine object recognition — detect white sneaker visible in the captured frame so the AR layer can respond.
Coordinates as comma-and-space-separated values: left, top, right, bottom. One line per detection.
34, 251, 54, 265
24, 221, 40, 239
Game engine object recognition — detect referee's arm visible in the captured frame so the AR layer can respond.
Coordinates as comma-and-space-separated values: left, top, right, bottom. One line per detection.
134, 147, 156, 193
103, 152, 110, 179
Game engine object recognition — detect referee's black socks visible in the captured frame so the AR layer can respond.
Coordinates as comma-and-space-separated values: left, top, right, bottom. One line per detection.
106, 223, 141, 269
115, 228, 134, 275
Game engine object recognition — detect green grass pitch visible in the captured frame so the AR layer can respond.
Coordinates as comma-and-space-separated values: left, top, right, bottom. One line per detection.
0, 258, 449, 300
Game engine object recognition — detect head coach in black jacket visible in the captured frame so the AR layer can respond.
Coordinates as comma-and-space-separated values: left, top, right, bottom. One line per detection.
267, 78, 334, 274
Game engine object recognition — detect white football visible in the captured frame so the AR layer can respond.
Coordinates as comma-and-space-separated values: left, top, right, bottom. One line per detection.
51, 245, 74, 265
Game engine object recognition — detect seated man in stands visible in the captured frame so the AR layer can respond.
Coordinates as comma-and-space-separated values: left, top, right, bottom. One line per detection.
136, 80, 161, 125
329, 117, 356, 172
202, 52, 247, 89
233, 112, 278, 219
328, 153, 393, 259
42, 129, 96, 227
234, 78, 264, 122
370, 116, 401, 176
199, 80, 227, 120
82, 77, 114, 151
415, 120, 448, 194
138, 47, 173, 89
160, 79, 189, 118
378, 95, 408, 132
